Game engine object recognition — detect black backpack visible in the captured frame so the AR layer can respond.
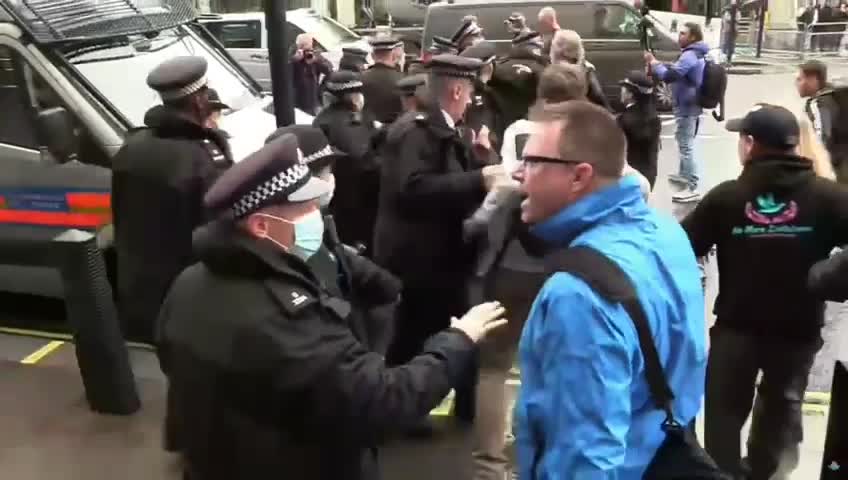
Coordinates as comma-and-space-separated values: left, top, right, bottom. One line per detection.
545, 246, 731, 480
826, 83, 848, 145
697, 57, 728, 121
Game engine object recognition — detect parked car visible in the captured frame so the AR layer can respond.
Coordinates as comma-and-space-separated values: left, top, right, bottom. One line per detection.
200, 9, 372, 91
421, 0, 681, 110
0, 0, 311, 299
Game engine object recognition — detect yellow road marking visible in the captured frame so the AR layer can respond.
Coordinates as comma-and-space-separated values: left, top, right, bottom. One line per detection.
0, 326, 153, 351
20, 340, 64, 364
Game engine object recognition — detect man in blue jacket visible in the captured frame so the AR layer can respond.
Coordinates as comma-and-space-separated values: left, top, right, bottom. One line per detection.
513, 100, 707, 479
645, 22, 710, 203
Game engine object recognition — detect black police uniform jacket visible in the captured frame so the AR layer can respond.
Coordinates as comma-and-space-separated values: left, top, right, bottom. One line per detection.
373, 108, 487, 289
112, 105, 232, 341
361, 62, 405, 124
462, 80, 509, 162
617, 101, 661, 187
156, 221, 476, 480
314, 104, 382, 252
489, 48, 548, 130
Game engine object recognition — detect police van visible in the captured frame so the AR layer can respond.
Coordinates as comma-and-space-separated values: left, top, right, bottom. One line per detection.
0, 0, 310, 298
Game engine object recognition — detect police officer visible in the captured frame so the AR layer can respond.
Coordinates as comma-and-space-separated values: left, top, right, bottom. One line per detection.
267, 125, 398, 354
157, 133, 507, 480
360, 34, 405, 124
339, 46, 370, 73
112, 56, 232, 342
460, 40, 508, 165
397, 74, 428, 114
489, 30, 548, 130
374, 54, 507, 424
314, 71, 382, 254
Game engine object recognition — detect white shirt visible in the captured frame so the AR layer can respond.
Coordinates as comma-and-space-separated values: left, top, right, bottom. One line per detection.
442, 109, 456, 130
500, 119, 535, 173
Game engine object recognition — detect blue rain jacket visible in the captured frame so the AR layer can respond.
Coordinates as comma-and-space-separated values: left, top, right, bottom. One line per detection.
514, 176, 707, 479
652, 41, 710, 117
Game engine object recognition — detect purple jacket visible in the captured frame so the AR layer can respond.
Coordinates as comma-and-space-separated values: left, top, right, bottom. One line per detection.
652, 41, 710, 117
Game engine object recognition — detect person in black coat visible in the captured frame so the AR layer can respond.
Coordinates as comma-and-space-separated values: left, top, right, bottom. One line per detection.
112, 56, 232, 342
460, 41, 509, 165
266, 124, 398, 354
374, 54, 508, 424
156, 133, 508, 480
549, 29, 612, 110
489, 31, 549, 131
361, 35, 406, 124
617, 71, 661, 188
314, 71, 383, 254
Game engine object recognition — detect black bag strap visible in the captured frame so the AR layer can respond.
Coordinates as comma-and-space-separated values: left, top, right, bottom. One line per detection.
544, 245, 678, 424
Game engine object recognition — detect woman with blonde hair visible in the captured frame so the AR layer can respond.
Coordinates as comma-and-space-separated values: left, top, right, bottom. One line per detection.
797, 114, 836, 180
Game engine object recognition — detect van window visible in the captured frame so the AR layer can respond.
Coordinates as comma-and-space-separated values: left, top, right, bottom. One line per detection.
204, 20, 262, 48
0, 46, 46, 149
0, 46, 109, 166
588, 4, 643, 40
423, 3, 591, 46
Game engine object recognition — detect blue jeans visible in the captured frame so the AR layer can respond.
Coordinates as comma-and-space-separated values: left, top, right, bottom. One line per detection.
675, 114, 700, 189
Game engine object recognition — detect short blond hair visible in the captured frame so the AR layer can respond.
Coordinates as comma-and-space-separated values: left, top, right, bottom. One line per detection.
550, 29, 585, 64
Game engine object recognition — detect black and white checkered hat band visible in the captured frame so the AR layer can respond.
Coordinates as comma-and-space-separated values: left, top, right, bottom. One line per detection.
432, 68, 477, 79
326, 80, 363, 94
373, 41, 403, 50
158, 75, 208, 101
232, 163, 310, 217
304, 145, 335, 163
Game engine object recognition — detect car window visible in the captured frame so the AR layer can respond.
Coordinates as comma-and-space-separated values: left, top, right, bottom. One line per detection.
588, 4, 642, 40
0, 46, 39, 149
204, 20, 262, 49
423, 3, 591, 46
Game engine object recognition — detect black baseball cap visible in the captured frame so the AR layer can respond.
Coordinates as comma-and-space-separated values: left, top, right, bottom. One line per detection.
725, 104, 800, 149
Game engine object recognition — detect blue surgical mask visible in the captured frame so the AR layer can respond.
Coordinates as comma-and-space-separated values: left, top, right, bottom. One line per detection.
258, 210, 325, 260
290, 210, 325, 260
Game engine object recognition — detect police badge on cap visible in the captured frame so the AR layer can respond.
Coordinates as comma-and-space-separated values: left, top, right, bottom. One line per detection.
147, 56, 209, 101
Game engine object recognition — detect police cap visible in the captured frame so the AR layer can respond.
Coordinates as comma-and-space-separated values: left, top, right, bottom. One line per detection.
207, 88, 230, 111
368, 34, 403, 51
451, 19, 483, 46
429, 54, 482, 79
323, 70, 364, 95
204, 134, 331, 218
619, 71, 654, 95
460, 40, 497, 64
147, 56, 208, 102
342, 46, 369, 59
397, 74, 427, 97
265, 125, 344, 173
429, 36, 459, 55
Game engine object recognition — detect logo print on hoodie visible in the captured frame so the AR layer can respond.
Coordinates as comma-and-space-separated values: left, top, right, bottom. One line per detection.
732, 193, 813, 237
745, 194, 798, 225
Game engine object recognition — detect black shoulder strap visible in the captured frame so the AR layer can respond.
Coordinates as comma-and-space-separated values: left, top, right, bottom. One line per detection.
544, 246, 676, 422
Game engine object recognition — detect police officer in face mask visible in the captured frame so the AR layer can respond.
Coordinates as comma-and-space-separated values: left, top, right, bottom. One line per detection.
313, 71, 383, 255
266, 125, 399, 354
459, 41, 508, 166
157, 133, 508, 480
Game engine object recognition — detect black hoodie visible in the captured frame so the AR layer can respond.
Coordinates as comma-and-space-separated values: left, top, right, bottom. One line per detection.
682, 153, 848, 341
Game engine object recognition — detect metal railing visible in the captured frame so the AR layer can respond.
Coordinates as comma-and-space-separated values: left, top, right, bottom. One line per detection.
731, 20, 848, 62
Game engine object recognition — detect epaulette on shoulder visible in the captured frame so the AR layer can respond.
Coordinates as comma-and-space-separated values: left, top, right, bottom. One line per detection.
414, 113, 428, 124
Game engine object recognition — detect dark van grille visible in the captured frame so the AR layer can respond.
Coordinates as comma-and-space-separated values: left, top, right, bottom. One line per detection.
1, 0, 197, 44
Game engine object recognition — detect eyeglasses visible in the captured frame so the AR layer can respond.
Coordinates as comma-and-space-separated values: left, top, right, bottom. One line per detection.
520, 155, 583, 166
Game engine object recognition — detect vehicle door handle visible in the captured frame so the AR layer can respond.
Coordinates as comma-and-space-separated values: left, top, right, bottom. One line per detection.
250, 53, 269, 60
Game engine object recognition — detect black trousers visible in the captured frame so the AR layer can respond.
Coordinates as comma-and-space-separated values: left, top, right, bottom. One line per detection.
386, 281, 477, 422
704, 326, 822, 480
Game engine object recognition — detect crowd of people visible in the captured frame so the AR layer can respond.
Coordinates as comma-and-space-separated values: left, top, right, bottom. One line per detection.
108, 6, 848, 480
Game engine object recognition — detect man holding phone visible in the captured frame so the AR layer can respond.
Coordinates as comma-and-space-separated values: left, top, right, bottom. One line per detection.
291, 33, 332, 115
